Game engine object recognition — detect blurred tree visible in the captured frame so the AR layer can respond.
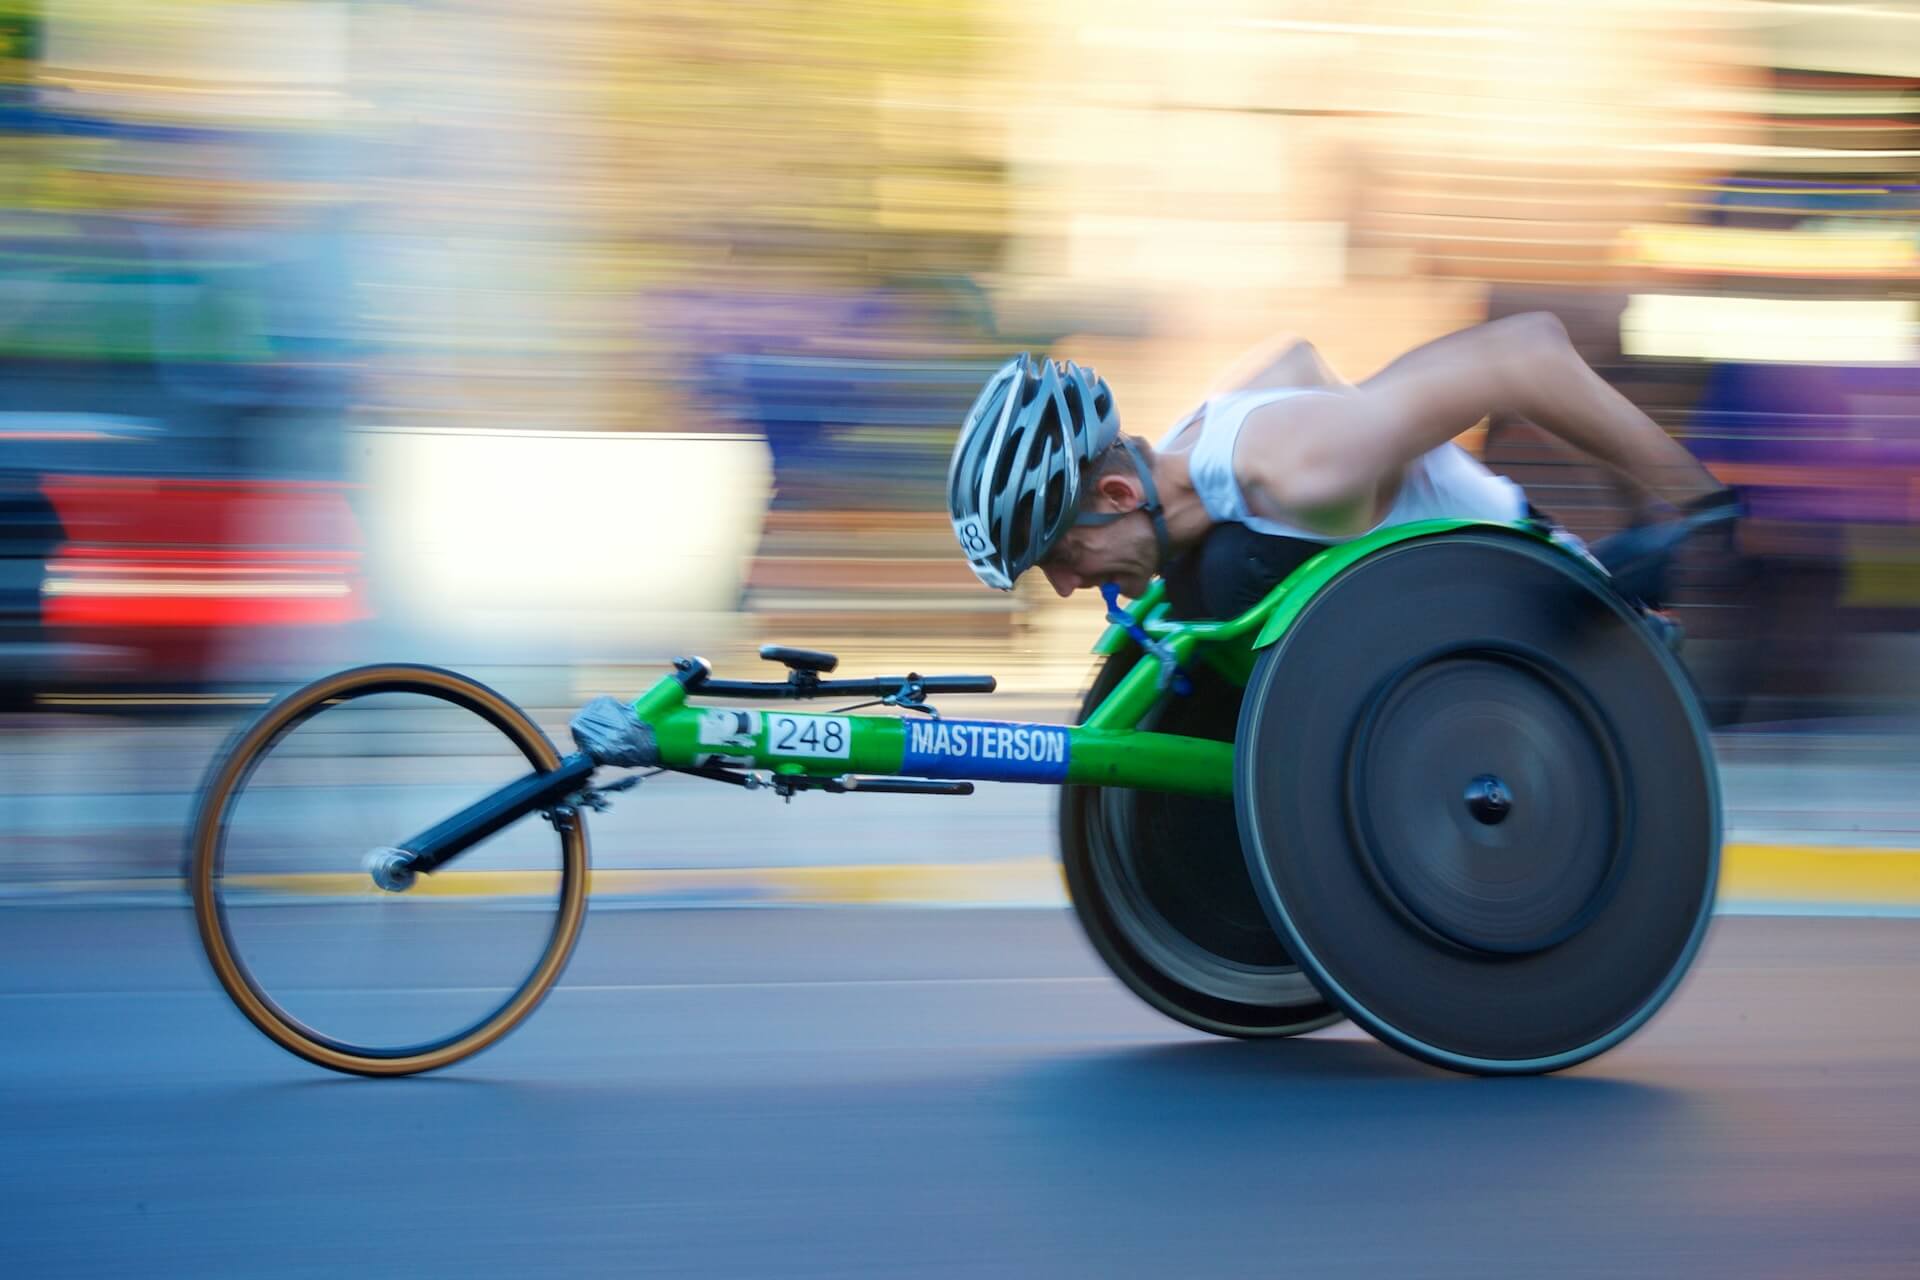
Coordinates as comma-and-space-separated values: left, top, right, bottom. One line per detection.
346, 0, 1012, 432
598, 0, 1008, 289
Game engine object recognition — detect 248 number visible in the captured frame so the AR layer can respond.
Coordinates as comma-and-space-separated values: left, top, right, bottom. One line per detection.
770, 715, 849, 758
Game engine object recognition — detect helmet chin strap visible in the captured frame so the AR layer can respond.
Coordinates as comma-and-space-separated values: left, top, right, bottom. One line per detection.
1073, 436, 1171, 571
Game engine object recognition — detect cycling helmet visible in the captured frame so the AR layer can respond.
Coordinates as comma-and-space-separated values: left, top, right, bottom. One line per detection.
947, 353, 1168, 590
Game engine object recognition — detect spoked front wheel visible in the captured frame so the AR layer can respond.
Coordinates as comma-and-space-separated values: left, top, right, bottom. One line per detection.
188, 664, 589, 1076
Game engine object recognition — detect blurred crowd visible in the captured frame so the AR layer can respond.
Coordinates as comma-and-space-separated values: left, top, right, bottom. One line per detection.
1, 0, 1917, 722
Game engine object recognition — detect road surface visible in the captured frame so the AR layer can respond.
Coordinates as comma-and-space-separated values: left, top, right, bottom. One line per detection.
3, 905, 1916, 1278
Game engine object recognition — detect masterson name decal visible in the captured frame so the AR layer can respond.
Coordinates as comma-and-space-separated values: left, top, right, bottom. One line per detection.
901, 719, 1070, 782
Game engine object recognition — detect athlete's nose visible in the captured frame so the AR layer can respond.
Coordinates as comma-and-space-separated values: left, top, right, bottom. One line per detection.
1041, 563, 1078, 597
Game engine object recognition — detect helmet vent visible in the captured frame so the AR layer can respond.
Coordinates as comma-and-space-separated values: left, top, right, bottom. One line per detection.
1042, 468, 1067, 530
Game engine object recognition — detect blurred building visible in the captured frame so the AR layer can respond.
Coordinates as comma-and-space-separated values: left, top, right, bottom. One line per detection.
1, 1, 1915, 712
1451, 6, 1920, 721
0, 0, 367, 706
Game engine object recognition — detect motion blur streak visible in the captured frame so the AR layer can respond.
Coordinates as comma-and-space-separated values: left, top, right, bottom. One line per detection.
1, 4, 1918, 1273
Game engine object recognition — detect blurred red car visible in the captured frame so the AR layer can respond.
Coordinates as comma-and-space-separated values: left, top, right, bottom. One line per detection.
1, 418, 367, 711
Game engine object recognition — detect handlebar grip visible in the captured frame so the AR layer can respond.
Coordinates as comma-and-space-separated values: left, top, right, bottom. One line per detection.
917, 675, 997, 694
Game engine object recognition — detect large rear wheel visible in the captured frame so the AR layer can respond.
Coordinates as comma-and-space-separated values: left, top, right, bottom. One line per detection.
1236, 531, 1720, 1074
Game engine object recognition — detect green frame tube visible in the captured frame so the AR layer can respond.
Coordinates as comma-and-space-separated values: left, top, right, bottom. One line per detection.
630, 520, 1560, 800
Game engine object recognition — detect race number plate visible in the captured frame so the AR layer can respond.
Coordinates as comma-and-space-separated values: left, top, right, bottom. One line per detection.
765, 713, 852, 760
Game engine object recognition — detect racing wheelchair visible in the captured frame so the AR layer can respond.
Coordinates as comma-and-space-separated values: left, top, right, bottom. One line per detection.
188, 513, 1728, 1077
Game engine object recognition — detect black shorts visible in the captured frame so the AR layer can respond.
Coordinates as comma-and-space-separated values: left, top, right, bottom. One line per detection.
1160, 522, 1326, 621
1159, 506, 1563, 622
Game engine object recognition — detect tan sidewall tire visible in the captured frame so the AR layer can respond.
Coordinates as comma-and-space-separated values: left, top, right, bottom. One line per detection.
188, 664, 589, 1076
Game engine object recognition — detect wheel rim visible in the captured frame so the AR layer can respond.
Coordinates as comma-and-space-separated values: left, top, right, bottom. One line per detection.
1090, 782, 1315, 1004
189, 665, 588, 1076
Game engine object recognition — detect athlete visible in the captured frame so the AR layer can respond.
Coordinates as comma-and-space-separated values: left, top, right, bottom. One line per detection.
946, 313, 1741, 619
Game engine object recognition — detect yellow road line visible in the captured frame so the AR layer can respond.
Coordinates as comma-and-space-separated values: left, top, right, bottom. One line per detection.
213, 860, 1071, 904
18, 845, 1920, 907
1717, 844, 1920, 907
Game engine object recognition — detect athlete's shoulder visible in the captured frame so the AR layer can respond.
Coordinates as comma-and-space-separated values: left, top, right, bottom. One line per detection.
1234, 386, 1358, 448
1231, 387, 1382, 537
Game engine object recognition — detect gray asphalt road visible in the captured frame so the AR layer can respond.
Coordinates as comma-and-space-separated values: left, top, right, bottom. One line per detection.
3, 906, 1917, 1278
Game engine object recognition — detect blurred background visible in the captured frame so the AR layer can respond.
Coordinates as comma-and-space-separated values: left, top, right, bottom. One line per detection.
3, 0, 1920, 873
9, 10, 1920, 1271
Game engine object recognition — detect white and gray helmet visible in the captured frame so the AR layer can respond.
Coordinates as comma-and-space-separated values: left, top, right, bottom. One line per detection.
947, 353, 1166, 591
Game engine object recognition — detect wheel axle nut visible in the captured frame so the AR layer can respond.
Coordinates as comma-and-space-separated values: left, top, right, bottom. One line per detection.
1464, 775, 1513, 825
365, 847, 419, 892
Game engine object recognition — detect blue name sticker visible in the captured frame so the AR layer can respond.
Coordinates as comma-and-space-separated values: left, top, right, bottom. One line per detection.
901, 719, 1070, 783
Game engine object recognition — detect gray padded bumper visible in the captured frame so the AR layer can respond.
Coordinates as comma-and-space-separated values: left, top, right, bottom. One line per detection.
569, 695, 660, 767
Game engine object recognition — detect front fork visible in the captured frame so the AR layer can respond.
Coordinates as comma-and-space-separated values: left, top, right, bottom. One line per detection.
366, 752, 600, 890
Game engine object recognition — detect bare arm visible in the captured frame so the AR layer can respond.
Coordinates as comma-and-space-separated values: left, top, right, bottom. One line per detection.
1239, 313, 1718, 531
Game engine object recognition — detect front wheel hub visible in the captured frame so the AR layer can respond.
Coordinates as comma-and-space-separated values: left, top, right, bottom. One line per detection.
364, 847, 419, 893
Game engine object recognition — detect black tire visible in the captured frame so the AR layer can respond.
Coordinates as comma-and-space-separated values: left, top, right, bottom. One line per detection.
1235, 531, 1719, 1075
188, 664, 589, 1076
1059, 645, 1340, 1038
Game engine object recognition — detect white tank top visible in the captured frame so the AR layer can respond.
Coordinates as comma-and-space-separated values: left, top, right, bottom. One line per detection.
1158, 388, 1526, 542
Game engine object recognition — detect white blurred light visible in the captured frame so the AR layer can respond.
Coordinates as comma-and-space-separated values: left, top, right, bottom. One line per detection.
358, 428, 773, 660
1622, 294, 1920, 363
42, 1, 350, 124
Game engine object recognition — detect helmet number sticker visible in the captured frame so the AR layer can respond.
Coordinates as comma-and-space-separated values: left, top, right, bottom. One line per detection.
955, 518, 993, 557
766, 713, 852, 760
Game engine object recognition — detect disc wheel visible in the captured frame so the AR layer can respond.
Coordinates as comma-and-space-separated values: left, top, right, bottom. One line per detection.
1236, 531, 1720, 1074
188, 664, 589, 1076
1060, 647, 1340, 1037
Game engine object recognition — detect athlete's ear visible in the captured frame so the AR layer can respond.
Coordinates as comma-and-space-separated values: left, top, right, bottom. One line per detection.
1093, 471, 1141, 512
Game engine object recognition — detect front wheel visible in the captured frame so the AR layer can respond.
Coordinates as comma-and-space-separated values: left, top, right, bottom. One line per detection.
188, 664, 589, 1076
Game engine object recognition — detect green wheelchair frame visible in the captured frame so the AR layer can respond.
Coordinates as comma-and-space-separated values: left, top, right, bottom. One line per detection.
622, 519, 1539, 798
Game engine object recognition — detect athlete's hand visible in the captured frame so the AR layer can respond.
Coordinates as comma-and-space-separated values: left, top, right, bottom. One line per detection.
1594, 485, 1747, 610
1677, 484, 1746, 529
